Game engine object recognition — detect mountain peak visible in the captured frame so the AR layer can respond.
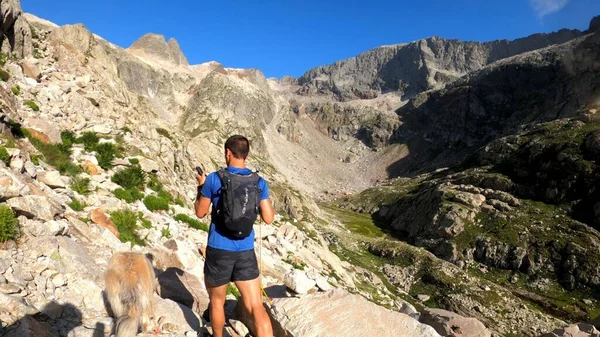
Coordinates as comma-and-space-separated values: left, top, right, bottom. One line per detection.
128, 33, 188, 66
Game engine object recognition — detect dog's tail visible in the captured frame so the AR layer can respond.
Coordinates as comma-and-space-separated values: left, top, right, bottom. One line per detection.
105, 253, 156, 337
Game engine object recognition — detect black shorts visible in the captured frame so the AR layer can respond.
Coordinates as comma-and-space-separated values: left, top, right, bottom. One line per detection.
204, 247, 259, 287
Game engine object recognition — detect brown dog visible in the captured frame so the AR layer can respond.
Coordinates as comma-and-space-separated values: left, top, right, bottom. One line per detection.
105, 252, 159, 336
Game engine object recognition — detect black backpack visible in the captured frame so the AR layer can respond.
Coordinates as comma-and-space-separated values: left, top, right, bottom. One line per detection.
212, 169, 261, 238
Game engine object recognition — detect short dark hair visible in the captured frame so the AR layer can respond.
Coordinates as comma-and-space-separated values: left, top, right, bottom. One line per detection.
225, 135, 250, 159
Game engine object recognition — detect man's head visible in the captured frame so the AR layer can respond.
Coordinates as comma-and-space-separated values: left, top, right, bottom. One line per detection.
224, 135, 250, 165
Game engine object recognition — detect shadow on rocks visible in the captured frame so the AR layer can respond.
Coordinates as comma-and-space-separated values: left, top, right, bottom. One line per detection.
0, 301, 87, 337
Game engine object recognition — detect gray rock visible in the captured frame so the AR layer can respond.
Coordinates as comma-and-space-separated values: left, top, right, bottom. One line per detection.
284, 269, 316, 294
37, 171, 67, 189
541, 323, 600, 337
154, 296, 200, 334
20, 60, 40, 81
7, 195, 64, 221
157, 267, 209, 313
0, 0, 33, 58
0, 168, 29, 199
419, 308, 492, 337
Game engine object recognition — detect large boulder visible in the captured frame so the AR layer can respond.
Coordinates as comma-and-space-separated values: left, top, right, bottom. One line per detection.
89, 208, 119, 238
542, 323, 600, 337
7, 195, 63, 221
157, 267, 209, 313
0, 168, 29, 199
419, 308, 492, 337
0, 0, 33, 58
238, 289, 441, 337
154, 296, 200, 334
37, 171, 67, 189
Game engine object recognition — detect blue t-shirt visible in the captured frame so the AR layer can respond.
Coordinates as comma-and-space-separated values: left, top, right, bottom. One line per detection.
201, 166, 269, 251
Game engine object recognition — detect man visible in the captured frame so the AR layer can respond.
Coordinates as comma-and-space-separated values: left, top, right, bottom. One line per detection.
195, 135, 274, 337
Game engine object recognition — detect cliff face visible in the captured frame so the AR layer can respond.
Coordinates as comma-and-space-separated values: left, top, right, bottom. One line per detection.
296, 29, 583, 101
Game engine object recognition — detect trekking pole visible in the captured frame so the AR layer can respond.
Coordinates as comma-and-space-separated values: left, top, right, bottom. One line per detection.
259, 218, 277, 315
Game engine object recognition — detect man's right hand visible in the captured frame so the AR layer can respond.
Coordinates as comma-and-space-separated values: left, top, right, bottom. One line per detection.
196, 172, 206, 186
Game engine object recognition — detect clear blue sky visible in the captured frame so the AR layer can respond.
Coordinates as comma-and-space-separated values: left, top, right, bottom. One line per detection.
23, 0, 600, 78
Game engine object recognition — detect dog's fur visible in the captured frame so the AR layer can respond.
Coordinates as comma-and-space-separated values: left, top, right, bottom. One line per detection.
105, 252, 159, 337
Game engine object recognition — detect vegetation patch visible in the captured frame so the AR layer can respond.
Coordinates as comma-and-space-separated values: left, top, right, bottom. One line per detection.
0, 205, 19, 242
174, 213, 208, 232
0, 69, 10, 82
68, 198, 86, 212
111, 165, 146, 189
23, 100, 39, 111
227, 283, 241, 299
0, 146, 11, 166
161, 227, 172, 239
110, 209, 144, 246
70, 176, 91, 195
11, 86, 20, 96
113, 188, 144, 203
128, 158, 139, 165
143, 195, 169, 212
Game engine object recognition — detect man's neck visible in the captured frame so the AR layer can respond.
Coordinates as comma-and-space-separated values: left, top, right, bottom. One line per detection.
228, 158, 246, 169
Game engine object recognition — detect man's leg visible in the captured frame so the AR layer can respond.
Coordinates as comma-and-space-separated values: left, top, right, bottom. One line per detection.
235, 277, 273, 337
205, 281, 228, 337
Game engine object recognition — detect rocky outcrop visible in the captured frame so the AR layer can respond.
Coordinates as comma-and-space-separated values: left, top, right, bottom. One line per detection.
542, 323, 600, 337
244, 289, 441, 337
0, 0, 33, 58
128, 33, 189, 66
297, 29, 582, 101
419, 308, 491, 337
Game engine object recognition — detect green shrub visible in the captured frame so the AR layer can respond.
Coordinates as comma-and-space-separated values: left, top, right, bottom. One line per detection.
0, 146, 11, 166
95, 143, 120, 169
158, 189, 174, 203
111, 166, 146, 189
68, 198, 86, 211
175, 198, 185, 207
30, 154, 41, 165
70, 176, 91, 195
143, 195, 169, 212
4, 140, 16, 148
0, 205, 19, 242
0, 53, 7, 67
128, 158, 139, 165
121, 126, 132, 134
147, 173, 163, 192
140, 218, 152, 229
27, 136, 81, 176
110, 209, 144, 246
0, 69, 10, 82
113, 188, 144, 203
23, 100, 39, 111
227, 284, 241, 299
33, 48, 42, 59
76, 132, 99, 151
60, 131, 76, 147
11, 86, 20, 96
174, 213, 208, 232
161, 227, 172, 239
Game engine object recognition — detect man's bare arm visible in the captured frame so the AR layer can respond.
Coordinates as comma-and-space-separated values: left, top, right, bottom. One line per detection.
195, 196, 211, 218
259, 199, 274, 224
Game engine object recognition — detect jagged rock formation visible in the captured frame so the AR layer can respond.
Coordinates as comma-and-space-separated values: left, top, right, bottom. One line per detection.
128, 33, 189, 66
296, 29, 583, 101
0, 0, 32, 58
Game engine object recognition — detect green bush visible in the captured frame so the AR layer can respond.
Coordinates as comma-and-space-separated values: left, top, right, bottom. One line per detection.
175, 198, 185, 207
70, 176, 91, 195
143, 195, 169, 212
0, 205, 19, 242
0, 69, 10, 82
111, 166, 146, 189
110, 209, 144, 246
11, 86, 20, 96
140, 218, 152, 229
76, 132, 99, 151
128, 158, 139, 165
174, 213, 208, 232
30, 154, 41, 165
4, 140, 16, 148
113, 187, 144, 203
161, 227, 172, 239
146, 173, 163, 192
227, 284, 241, 299
27, 136, 82, 176
60, 131, 76, 147
23, 100, 39, 111
0, 146, 11, 166
158, 189, 175, 203
68, 198, 86, 211
0, 53, 7, 67
121, 126, 132, 134
95, 143, 120, 169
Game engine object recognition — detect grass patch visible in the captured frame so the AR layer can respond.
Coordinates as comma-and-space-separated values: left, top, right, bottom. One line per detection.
111, 165, 146, 189
26, 132, 82, 176
0, 205, 19, 242
121, 126, 132, 134
11, 86, 20, 96
227, 283, 241, 299
143, 195, 169, 212
128, 158, 139, 165
174, 213, 208, 232
110, 209, 144, 246
156, 128, 174, 142
0, 53, 7, 67
161, 227, 172, 239
68, 198, 86, 211
113, 187, 144, 203
174, 198, 185, 207
321, 204, 385, 238
23, 100, 39, 111
0, 69, 10, 82
70, 176, 91, 195
0, 146, 11, 166
95, 143, 120, 169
